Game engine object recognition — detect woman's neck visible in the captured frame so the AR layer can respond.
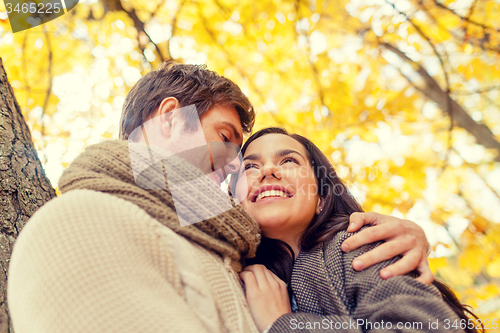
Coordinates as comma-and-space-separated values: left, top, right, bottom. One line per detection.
263, 229, 304, 259
277, 235, 301, 260
290, 242, 301, 259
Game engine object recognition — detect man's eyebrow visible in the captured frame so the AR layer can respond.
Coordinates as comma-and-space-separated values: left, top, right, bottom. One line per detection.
276, 149, 305, 160
243, 153, 261, 161
221, 121, 242, 143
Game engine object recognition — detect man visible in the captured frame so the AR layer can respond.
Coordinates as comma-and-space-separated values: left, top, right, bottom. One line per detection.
8, 62, 430, 332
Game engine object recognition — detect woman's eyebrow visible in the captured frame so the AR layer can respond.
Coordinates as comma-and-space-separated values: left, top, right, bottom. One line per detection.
275, 149, 305, 160
242, 149, 305, 162
243, 153, 261, 161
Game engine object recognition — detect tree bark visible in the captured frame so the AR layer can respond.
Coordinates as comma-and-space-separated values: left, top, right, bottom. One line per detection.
0, 57, 57, 332
383, 43, 500, 162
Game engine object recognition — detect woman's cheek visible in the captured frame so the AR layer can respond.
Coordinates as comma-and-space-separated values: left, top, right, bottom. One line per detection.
234, 176, 251, 203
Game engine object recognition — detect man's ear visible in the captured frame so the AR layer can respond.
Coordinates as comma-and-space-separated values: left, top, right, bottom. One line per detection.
156, 97, 180, 138
316, 197, 325, 215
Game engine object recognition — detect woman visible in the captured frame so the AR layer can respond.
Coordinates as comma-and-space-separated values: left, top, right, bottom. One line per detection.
233, 127, 481, 333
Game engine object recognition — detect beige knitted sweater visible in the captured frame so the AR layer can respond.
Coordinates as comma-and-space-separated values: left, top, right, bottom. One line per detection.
8, 141, 261, 333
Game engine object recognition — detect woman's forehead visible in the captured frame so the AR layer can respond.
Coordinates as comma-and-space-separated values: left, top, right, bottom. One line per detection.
244, 134, 307, 157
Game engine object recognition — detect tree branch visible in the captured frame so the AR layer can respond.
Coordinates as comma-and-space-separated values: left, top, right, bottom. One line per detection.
429, 0, 500, 53
382, 43, 500, 162
434, 0, 495, 31
125, 6, 166, 62
102, 0, 166, 62
384, 0, 451, 90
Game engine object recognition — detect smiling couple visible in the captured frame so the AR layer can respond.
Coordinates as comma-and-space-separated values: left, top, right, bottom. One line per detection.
8, 62, 477, 332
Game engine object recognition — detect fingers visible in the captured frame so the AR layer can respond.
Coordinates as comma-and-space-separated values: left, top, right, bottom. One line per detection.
243, 265, 268, 288
265, 268, 287, 289
352, 238, 414, 271
343, 213, 435, 283
342, 222, 404, 252
415, 258, 435, 285
240, 270, 258, 289
242, 265, 285, 291
347, 212, 382, 233
378, 249, 422, 279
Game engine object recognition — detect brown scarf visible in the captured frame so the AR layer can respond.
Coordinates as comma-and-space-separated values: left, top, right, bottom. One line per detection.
58, 140, 260, 271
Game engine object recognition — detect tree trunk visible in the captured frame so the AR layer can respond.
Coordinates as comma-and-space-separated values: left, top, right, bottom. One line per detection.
0, 57, 57, 332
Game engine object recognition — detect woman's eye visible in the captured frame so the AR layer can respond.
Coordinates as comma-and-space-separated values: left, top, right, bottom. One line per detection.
244, 163, 258, 170
221, 134, 230, 143
281, 157, 299, 165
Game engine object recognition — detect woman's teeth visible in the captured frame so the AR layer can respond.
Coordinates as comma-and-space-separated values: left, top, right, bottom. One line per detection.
255, 190, 289, 202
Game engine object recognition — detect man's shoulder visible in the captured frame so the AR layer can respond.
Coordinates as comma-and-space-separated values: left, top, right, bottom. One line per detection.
29, 189, 150, 227
12, 189, 205, 275
18, 189, 187, 254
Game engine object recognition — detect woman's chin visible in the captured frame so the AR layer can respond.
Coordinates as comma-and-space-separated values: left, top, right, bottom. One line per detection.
252, 207, 283, 220
256, 217, 287, 234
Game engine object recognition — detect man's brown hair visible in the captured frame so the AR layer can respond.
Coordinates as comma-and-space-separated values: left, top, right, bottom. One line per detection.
119, 61, 255, 140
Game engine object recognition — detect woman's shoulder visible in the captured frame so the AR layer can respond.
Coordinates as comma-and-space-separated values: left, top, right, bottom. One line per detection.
320, 226, 396, 286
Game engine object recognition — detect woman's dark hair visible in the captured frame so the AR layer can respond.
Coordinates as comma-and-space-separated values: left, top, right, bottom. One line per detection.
237, 127, 482, 333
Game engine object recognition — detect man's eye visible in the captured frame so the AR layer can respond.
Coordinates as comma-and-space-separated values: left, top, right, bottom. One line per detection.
221, 134, 230, 143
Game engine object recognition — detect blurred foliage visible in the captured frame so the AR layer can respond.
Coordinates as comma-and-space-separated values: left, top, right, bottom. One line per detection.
1, 0, 500, 324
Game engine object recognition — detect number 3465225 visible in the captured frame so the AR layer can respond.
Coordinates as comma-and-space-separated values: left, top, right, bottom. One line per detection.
6, 2, 62, 14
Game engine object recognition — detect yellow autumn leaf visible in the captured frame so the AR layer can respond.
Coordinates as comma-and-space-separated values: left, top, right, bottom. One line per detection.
487, 258, 500, 278
429, 257, 447, 273
459, 244, 486, 275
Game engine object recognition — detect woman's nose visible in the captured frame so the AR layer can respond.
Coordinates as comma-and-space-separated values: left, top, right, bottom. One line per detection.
261, 162, 281, 181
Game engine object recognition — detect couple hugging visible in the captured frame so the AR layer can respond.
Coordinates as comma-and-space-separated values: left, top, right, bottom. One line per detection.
8, 62, 479, 332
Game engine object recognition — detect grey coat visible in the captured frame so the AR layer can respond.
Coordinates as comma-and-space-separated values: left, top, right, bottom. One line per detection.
268, 229, 466, 332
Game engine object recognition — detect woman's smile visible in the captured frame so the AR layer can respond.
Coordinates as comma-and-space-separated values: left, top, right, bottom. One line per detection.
250, 185, 293, 202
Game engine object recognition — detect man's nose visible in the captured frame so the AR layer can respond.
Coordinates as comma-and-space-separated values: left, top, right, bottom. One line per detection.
209, 142, 242, 175
224, 154, 242, 174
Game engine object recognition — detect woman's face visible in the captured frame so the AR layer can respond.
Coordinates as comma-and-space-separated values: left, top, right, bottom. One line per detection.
235, 134, 321, 243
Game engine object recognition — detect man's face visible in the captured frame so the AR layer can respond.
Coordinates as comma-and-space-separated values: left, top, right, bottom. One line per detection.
200, 104, 244, 184
130, 101, 244, 186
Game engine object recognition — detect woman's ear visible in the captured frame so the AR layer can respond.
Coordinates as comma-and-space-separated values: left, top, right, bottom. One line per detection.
156, 97, 180, 138
316, 197, 325, 215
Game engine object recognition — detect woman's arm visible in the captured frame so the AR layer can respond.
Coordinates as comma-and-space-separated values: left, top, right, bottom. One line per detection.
343, 212, 433, 284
